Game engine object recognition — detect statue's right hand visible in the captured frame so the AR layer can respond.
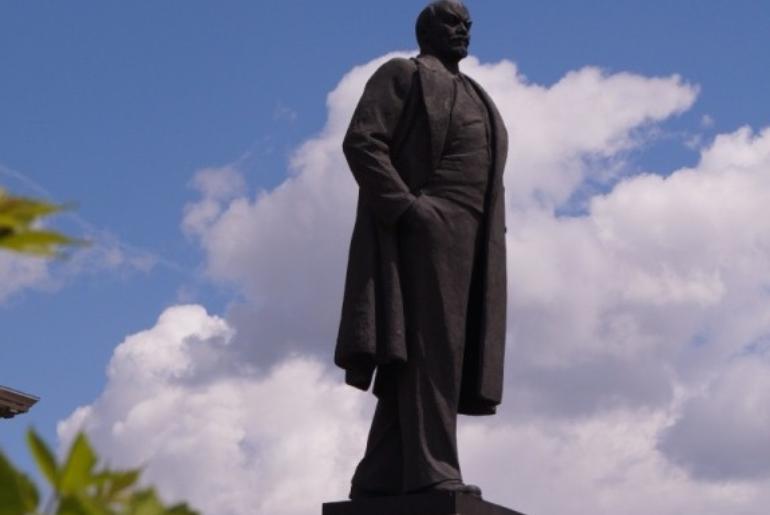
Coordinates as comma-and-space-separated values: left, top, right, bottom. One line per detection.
400, 193, 433, 227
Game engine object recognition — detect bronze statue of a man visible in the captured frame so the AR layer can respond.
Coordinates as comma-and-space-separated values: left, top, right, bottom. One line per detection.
335, 0, 508, 499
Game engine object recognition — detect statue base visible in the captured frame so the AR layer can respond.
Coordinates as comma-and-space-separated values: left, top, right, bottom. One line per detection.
322, 491, 526, 515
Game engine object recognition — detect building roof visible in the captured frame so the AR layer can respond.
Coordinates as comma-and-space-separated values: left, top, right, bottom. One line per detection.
0, 385, 39, 419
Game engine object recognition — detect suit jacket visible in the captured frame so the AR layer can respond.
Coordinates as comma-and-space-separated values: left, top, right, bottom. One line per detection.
335, 54, 508, 415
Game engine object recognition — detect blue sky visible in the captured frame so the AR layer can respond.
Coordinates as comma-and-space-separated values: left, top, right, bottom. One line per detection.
2, 2, 770, 514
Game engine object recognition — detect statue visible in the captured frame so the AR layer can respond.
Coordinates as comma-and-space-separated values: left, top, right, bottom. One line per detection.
335, 0, 508, 500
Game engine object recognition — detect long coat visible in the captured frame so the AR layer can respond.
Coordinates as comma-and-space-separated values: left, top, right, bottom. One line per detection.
335, 54, 508, 415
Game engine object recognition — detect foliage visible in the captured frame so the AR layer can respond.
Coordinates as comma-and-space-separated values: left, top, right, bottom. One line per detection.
0, 429, 198, 515
0, 190, 192, 513
0, 188, 84, 257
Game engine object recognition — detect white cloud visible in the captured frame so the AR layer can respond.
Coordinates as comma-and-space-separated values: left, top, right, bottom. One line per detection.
0, 251, 49, 302
58, 305, 371, 515
61, 54, 770, 514
659, 351, 770, 481
181, 53, 698, 365
460, 411, 769, 515
469, 60, 697, 209
504, 127, 770, 424
183, 165, 246, 238
58, 305, 770, 515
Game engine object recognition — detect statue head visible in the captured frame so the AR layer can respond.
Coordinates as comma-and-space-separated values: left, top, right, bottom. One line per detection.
415, 1, 472, 64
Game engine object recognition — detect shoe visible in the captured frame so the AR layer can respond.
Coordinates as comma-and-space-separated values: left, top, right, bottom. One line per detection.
413, 479, 483, 498
454, 483, 482, 497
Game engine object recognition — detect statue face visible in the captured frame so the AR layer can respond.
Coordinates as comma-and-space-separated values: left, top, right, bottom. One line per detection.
425, 2, 472, 62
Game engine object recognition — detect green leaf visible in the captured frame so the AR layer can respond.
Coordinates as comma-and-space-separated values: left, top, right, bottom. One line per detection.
0, 189, 85, 257
0, 449, 40, 515
27, 429, 59, 488
55, 496, 87, 515
59, 433, 97, 495
3, 428, 200, 515
57, 493, 110, 515
89, 467, 141, 505
0, 230, 86, 257
0, 192, 63, 227
164, 503, 200, 515
105, 469, 141, 498
129, 489, 166, 515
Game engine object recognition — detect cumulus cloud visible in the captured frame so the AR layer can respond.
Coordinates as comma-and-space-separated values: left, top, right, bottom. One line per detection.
460, 410, 770, 515
468, 60, 697, 209
61, 53, 770, 514
58, 305, 770, 515
179, 53, 378, 364
58, 305, 371, 515
183, 165, 247, 238
181, 53, 698, 365
659, 351, 770, 481
505, 127, 770, 425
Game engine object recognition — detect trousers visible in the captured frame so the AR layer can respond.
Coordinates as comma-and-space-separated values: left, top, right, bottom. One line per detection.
351, 193, 483, 494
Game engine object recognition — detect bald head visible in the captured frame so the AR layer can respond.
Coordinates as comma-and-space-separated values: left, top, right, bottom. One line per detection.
415, 1, 472, 63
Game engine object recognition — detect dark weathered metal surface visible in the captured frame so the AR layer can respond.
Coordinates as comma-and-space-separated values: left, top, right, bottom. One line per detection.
335, 1, 510, 497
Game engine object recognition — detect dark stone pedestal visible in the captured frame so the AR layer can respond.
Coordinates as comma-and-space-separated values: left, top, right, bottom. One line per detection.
322, 492, 526, 515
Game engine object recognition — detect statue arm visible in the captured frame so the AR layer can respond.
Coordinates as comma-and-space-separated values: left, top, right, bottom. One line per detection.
342, 57, 418, 225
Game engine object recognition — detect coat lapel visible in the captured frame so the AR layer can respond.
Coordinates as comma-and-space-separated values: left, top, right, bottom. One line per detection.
416, 55, 454, 171
465, 74, 508, 202
416, 55, 508, 185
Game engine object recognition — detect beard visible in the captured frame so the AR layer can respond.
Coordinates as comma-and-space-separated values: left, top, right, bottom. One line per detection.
431, 36, 469, 62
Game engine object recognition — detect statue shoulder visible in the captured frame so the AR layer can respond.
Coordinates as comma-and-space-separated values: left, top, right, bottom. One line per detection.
367, 57, 418, 97
374, 57, 418, 78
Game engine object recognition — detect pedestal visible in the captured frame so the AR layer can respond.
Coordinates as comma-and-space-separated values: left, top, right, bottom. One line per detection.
322, 491, 527, 515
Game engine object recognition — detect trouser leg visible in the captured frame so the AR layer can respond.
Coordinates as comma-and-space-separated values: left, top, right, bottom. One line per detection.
350, 392, 403, 495
350, 196, 481, 495
397, 196, 481, 492
397, 321, 464, 491
350, 350, 463, 495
